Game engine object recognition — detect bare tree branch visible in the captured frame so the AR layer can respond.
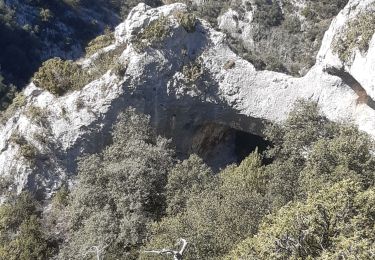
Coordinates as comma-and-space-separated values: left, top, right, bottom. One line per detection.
83, 244, 108, 260
144, 238, 188, 260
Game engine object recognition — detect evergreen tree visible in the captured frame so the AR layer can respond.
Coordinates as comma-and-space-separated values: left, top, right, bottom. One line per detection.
59, 109, 174, 259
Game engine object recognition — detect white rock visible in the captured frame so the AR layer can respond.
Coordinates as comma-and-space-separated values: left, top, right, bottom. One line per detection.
318, 0, 375, 99
0, 1, 375, 197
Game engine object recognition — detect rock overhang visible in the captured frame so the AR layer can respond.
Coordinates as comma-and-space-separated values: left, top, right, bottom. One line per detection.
0, 1, 375, 196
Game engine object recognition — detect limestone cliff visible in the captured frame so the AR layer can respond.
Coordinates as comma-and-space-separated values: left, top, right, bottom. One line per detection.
0, 0, 374, 197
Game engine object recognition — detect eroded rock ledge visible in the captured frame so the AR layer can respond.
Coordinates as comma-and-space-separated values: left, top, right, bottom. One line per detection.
0, 0, 374, 197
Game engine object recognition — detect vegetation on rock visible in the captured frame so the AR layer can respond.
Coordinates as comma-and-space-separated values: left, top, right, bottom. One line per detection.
1, 101, 372, 259
85, 29, 115, 57
174, 11, 197, 33
33, 58, 89, 96
0, 92, 26, 124
333, 9, 375, 61
57, 109, 174, 259
0, 192, 52, 259
133, 16, 170, 51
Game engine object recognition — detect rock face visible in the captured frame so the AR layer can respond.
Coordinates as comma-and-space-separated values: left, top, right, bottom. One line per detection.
0, 0, 375, 197
317, 0, 375, 100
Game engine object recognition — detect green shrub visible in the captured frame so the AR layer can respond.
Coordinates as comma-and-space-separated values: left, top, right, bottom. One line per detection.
165, 154, 213, 215
52, 186, 70, 208
253, 0, 284, 28
175, 11, 197, 33
182, 61, 203, 82
133, 16, 170, 51
226, 180, 375, 259
85, 29, 115, 56
223, 60, 236, 70
0, 92, 26, 124
0, 192, 51, 259
282, 15, 301, 33
89, 43, 127, 77
25, 105, 48, 125
19, 143, 38, 162
0, 74, 17, 111
141, 152, 269, 260
75, 97, 84, 111
333, 10, 375, 61
58, 109, 174, 259
33, 58, 89, 96
302, 0, 348, 21
9, 132, 39, 162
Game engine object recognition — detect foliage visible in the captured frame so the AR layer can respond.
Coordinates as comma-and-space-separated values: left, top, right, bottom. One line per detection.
0, 192, 52, 259
182, 61, 204, 83
19, 143, 38, 162
226, 180, 375, 259
263, 100, 375, 208
282, 15, 301, 34
85, 29, 115, 56
133, 16, 170, 51
0, 72, 17, 111
39, 8, 53, 22
25, 105, 48, 125
0, 0, 142, 109
112, 61, 128, 78
302, 0, 349, 21
141, 152, 269, 259
58, 108, 174, 259
223, 0, 349, 76
299, 125, 375, 196
89, 43, 128, 78
9, 131, 39, 163
333, 9, 375, 61
174, 11, 197, 33
33, 58, 89, 96
253, 0, 283, 28
0, 92, 25, 124
165, 154, 213, 215
1, 99, 375, 259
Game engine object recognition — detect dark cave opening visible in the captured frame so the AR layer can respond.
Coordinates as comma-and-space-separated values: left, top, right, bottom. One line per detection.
189, 123, 271, 171
235, 130, 270, 163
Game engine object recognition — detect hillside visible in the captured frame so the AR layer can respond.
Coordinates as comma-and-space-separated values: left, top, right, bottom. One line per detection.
0, 0, 374, 259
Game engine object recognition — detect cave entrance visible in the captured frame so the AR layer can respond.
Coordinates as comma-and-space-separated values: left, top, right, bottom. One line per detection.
189, 123, 270, 171
235, 129, 269, 163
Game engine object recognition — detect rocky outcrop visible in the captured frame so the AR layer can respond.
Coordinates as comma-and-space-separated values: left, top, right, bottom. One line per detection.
0, 0, 375, 197
317, 0, 375, 100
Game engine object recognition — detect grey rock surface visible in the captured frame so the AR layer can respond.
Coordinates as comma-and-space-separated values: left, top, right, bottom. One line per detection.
0, 0, 374, 197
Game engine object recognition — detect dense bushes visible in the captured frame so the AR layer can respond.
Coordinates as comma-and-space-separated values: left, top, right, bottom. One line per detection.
140, 100, 375, 259
227, 180, 375, 259
302, 0, 348, 20
253, 0, 283, 27
33, 58, 89, 96
141, 152, 269, 260
2, 99, 375, 259
57, 109, 174, 259
221, 0, 349, 75
0, 192, 52, 259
